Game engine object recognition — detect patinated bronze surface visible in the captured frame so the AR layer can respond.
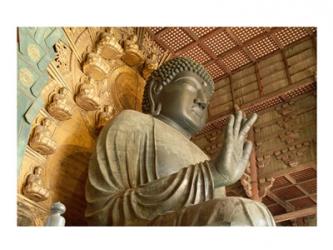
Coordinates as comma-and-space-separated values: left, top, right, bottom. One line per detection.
85, 57, 275, 226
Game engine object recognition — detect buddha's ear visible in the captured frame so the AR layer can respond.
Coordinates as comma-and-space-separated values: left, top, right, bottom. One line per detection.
148, 77, 163, 116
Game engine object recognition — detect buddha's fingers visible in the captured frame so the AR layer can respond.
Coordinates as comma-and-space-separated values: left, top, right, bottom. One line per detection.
233, 111, 243, 136
239, 113, 258, 140
241, 140, 253, 167
226, 114, 235, 140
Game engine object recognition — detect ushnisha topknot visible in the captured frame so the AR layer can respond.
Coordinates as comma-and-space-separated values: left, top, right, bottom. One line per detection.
142, 57, 214, 113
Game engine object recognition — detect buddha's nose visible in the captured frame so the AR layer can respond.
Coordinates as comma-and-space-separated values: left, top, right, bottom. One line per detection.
194, 98, 207, 110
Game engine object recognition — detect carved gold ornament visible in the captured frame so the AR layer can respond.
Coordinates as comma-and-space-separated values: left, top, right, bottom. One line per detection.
109, 65, 144, 111
46, 87, 73, 121
97, 32, 124, 60
75, 77, 100, 111
23, 166, 49, 202
17, 194, 48, 226
29, 118, 57, 155
83, 53, 110, 80
142, 55, 158, 79
95, 105, 115, 134
122, 34, 144, 66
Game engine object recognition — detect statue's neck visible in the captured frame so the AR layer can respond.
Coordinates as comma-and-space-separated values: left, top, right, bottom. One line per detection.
155, 114, 192, 139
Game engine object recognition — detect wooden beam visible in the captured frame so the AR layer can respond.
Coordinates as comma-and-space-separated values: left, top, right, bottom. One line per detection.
269, 33, 293, 86
205, 79, 315, 126
249, 129, 260, 201
229, 75, 236, 108
285, 194, 314, 203
267, 191, 295, 212
225, 28, 256, 62
203, 28, 283, 67
255, 63, 263, 96
213, 35, 313, 83
272, 177, 317, 192
284, 174, 317, 204
263, 161, 316, 179
274, 207, 316, 223
174, 27, 224, 55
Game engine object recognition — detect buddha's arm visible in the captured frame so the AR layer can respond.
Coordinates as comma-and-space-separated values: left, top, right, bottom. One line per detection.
86, 110, 215, 225
86, 157, 215, 225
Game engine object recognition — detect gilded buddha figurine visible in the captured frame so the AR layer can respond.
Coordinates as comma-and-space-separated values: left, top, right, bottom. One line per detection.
122, 34, 144, 66
23, 166, 50, 202
29, 118, 57, 155
97, 28, 124, 60
85, 57, 275, 226
95, 105, 115, 134
46, 87, 73, 121
75, 77, 100, 111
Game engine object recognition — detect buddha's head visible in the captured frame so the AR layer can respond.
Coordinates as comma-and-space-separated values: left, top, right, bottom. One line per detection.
104, 105, 114, 113
33, 166, 42, 175
41, 118, 52, 127
59, 87, 69, 96
142, 57, 214, 137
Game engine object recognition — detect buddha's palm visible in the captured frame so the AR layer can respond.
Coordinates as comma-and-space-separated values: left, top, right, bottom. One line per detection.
212, 111, 258, 187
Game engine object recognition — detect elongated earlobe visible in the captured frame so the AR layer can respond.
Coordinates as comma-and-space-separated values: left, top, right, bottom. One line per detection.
148, 78, 163, 116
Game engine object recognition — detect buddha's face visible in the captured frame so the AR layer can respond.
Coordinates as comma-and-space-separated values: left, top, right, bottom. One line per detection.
34, 167, 42, 175
157, 71, 212, 136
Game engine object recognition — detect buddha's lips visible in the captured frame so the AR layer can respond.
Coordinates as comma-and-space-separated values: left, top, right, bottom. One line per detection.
191, 106, 204, 118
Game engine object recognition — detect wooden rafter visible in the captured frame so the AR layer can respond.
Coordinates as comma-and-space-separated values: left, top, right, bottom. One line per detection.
269, 33, 293, 86
203, 27, 283, 66
173, 27, 223, 55
200, 80, 315, 133
249, 129, 260, 201
254, 63, 263, 96
229, 75, 236, 107
225, 27, 256, 62
284, 174, 317, 204
263, 161, 316, 179
272, 177, 317, 192
274, 207, 316, 223
267, 190, 295, 212
285, 194, 316, 203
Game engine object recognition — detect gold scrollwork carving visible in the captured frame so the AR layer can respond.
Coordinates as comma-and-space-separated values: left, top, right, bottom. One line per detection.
17, 194, 48, 226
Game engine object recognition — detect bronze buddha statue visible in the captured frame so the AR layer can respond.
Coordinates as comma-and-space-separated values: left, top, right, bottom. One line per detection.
85, 57, 275, 226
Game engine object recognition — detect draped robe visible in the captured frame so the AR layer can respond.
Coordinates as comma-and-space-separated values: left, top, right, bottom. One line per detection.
85, 110, 275, 226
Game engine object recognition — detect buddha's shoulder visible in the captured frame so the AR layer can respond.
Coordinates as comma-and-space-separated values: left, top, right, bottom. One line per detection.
110, 109, 153, 129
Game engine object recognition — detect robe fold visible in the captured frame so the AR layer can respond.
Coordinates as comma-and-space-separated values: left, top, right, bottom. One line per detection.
85, 110, 275, 226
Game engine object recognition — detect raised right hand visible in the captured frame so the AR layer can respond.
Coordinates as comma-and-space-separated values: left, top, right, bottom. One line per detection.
211, 111, 257, 187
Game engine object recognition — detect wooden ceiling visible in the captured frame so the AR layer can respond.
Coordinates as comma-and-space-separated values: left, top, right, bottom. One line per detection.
147, 27, 316, 81
147, 27, 317, 226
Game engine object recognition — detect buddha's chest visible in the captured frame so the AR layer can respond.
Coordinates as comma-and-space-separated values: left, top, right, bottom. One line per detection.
154, 126, 209, 178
